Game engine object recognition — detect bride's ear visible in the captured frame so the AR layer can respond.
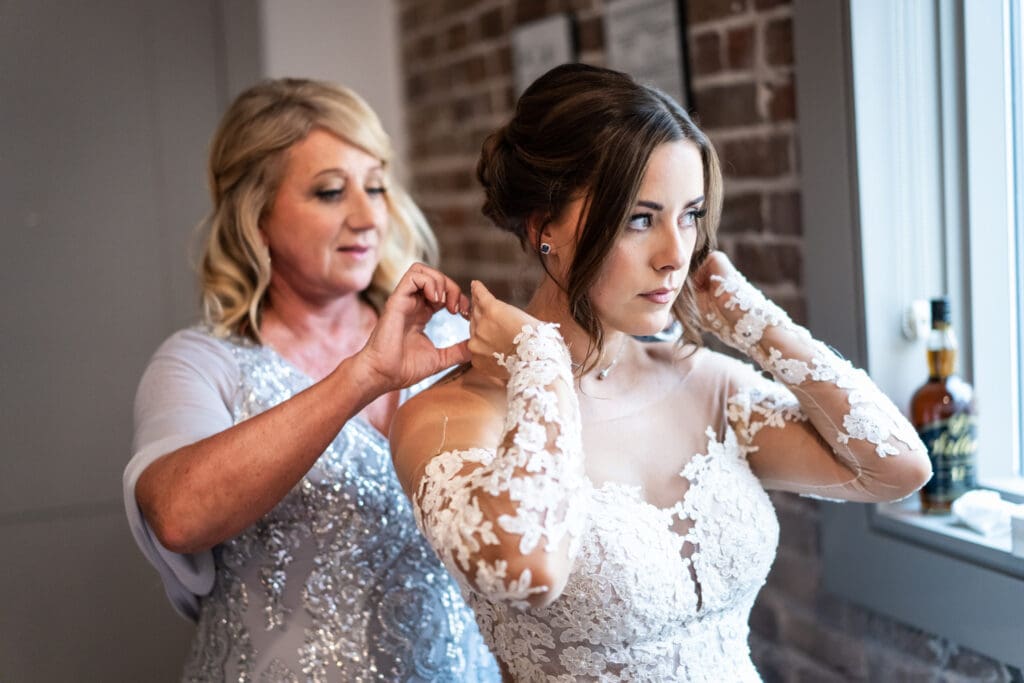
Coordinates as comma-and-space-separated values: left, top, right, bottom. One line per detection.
525, 214, 553, 257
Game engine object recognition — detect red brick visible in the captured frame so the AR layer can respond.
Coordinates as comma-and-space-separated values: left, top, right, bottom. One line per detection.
690, 31, 722, 77
446, 21, 469, 51
755, 0, 789, 9
726, 25, 755, 70
693, 82, 759, 128
749, 635, 792, 682
400, 4, 420, 32
765, 17, 794, 66
719, 133, 791, 177
501, 84, 517, 110
453, 93, 492, 122
466, 54, 488, 83
769, 490, 820, 516
413, 168, 476, 193
719, 192, 762, 235
433, 206, 472, 230
490, 46, 514, 78
776, 502, 819, 557
405, 73, 427, 100
813, 593, 851, 632
431, 63, 456, 91
861, 617, 951, 666
443, 0, 478, 16
488, 277, 517, 303
866, 648, 943, 683
515, 0, 550, 26
479, 7, 506, 39
577, 16, 604, 52
749, 599, 780, 641
560, 0, 595, 12
687, 0, 750, 25
778, 608, 869, 680
766, 79, 796, 121
766, 191, 800, 235
783, 294, 807, 325
734, 240, 802, 286
457, 128, 487, 156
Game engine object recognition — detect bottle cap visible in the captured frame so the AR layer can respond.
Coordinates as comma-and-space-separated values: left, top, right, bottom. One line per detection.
931, 296, 951, 325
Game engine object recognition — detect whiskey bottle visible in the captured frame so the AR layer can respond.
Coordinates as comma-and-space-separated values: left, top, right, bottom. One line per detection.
910, 297, 978, 513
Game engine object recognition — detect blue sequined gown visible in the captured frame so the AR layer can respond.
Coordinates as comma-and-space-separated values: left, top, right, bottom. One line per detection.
124, 317, 498, 682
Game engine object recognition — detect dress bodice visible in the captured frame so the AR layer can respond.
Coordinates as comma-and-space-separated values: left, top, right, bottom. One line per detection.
409, 270, 927, 682
181, 335, 497, 682
461, 429, 777, 682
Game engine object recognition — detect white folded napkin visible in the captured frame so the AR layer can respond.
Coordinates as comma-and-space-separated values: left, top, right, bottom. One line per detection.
950, 489, 1024, 537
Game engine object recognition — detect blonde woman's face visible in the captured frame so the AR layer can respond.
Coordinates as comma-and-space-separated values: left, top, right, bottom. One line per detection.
260, 128, 389, 302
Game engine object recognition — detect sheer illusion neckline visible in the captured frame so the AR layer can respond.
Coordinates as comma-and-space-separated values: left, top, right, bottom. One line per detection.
585, 423, 730, 516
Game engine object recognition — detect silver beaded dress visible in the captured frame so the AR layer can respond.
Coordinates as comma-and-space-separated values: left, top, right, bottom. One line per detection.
124, 314, 499, 682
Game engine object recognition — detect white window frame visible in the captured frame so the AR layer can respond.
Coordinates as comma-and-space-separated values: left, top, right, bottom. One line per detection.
964, 0, 1021, 493
794, 0, 1024, 667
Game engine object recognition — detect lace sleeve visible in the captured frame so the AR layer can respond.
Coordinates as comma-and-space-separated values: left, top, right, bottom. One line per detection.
412, 323, 589, 608
704, 271, 931, 501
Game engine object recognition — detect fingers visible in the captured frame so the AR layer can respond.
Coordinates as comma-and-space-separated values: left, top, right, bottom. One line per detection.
693, 250, 734, 290
396, 263, 470, 317
470, 279, 493, 302
469, 280, 496, 320
436, 339, 472, 368
442, 278, 470, 318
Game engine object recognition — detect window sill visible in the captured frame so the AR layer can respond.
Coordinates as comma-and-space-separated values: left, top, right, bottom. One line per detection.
873, 496, 1024, 579
821, 499, 1024, 668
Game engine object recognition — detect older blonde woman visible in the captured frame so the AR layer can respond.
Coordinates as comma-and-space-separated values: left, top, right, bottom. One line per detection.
123, 78, 499, 682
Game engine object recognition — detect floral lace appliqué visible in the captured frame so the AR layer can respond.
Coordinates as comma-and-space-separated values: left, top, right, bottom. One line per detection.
705, 270, 924, 463
413, 325, 777, 681
414, 323, 588, 610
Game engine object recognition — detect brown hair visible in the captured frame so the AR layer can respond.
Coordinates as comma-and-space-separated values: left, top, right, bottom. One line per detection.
476, 63, 722, 361
199, 78, 437, 341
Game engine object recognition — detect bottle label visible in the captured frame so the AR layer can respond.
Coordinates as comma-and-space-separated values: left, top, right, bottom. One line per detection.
919, 413, 978, 504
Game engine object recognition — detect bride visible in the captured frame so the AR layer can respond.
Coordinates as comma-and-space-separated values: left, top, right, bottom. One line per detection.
389, 64, 932, 681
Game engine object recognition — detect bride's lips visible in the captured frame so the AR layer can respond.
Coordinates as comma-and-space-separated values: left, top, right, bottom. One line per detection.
639, 288, 677, 304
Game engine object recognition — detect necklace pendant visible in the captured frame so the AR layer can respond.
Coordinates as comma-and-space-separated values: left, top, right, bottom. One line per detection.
597, 367, 611, 381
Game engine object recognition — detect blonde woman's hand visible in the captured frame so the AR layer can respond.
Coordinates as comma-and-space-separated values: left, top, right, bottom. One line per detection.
355, 263, 471, 392
468, 280, 544, 380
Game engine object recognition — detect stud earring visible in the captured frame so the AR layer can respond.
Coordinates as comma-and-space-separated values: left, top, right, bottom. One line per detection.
539, 242, 552, 255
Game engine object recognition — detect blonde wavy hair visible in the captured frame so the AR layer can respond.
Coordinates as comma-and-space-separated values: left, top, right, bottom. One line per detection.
199, 78, 437, 341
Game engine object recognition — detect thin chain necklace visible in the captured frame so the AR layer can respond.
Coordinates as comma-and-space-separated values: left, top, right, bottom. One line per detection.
573, 336, 628, 381
597, 338, 627, 380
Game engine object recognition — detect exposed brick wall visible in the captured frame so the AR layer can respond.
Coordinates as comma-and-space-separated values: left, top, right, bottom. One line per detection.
398, 0, 1021, 680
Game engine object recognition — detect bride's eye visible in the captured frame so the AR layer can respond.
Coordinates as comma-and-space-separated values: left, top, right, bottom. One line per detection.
680, 207, 707, 228
627, 213, 654, 231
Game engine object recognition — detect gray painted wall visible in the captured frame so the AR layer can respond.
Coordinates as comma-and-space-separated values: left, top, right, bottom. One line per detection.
0, 1, 408, 679
0, 1, 257, 679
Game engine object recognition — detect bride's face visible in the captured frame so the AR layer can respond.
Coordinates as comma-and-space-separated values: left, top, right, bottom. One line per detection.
586, 140, 706, 336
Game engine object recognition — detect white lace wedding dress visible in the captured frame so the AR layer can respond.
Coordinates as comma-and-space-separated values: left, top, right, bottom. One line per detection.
410, 272, 927, 682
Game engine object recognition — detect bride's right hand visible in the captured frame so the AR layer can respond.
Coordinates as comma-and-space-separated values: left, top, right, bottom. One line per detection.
468, 280, 543, 380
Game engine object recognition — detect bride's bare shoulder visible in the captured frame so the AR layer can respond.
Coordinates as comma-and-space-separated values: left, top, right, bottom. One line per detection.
390, 367, 506, 491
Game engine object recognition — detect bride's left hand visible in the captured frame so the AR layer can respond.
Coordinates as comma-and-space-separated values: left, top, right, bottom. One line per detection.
467, 280, 544, 381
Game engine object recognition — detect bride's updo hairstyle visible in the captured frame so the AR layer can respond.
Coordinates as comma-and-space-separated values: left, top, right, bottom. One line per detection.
476, 63, 722, 356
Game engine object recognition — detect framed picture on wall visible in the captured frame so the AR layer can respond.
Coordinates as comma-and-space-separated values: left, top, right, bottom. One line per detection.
511, 13, 577, 97
603, 0, 691, 108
